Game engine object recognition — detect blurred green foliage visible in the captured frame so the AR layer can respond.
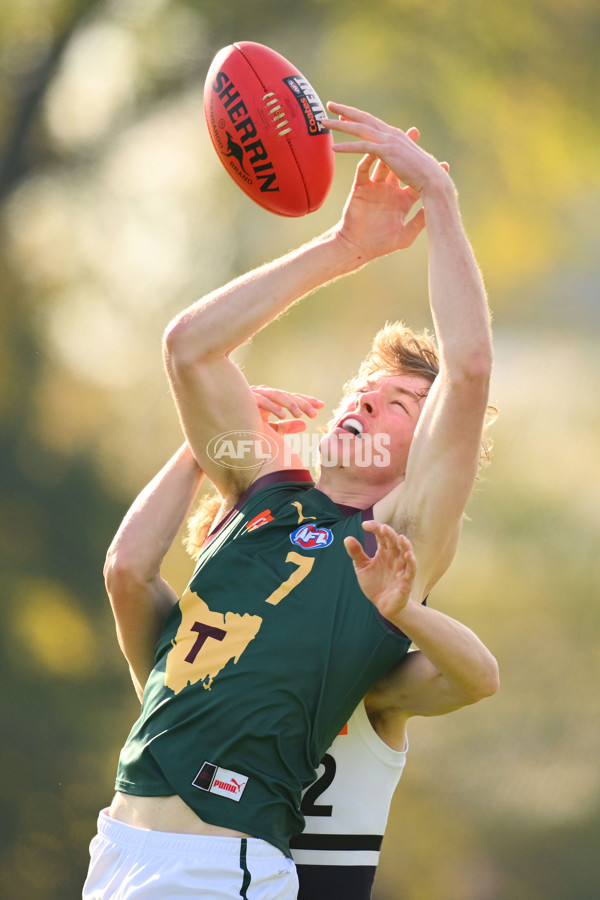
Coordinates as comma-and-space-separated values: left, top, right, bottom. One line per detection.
1, 1, 599, 897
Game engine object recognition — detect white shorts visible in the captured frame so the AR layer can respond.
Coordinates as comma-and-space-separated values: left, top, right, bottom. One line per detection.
83, 810, 298, 900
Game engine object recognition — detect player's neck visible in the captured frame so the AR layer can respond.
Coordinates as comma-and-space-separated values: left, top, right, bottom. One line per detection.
314, 469, 398, 510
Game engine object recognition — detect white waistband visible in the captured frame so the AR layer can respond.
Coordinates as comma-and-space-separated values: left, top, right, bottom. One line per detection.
96, 809, 284, 858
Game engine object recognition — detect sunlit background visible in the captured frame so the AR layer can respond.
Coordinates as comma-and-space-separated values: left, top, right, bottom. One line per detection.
1, 1, 599, 898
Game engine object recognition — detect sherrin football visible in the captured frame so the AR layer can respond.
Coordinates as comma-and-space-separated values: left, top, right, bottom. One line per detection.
203, 41, 334, 217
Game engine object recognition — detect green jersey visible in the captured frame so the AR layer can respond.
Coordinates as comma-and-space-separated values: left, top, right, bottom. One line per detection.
116, 471, 411, 856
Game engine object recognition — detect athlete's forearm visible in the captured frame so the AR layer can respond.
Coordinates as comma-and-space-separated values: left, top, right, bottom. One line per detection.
422, 177, 493, 379
390, 599, 499, 701
105, 442, 204, 584
105, 443, 206, 699
163, 229, 363, 366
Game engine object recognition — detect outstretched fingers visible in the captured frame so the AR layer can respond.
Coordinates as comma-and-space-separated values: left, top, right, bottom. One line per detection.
398, 539, 417, 584
353, 153, 380, 185
323, 101, 405, 151
401, 207, 426, 241
371, 158, 392, 183
352, 155, 423, 200
362, 521, 416, 573
251, 386, 325, 434
343, 535, 370, 568
252, 386, 324, 420
326, 101, 390, 132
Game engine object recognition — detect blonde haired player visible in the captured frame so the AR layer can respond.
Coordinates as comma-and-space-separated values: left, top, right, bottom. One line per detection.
84, 102, 494, 899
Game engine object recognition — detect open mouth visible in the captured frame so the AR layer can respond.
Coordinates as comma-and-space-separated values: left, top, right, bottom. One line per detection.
340, 417, 364, 437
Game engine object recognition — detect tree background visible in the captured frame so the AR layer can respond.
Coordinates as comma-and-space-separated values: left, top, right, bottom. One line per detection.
1, 1, 598, 897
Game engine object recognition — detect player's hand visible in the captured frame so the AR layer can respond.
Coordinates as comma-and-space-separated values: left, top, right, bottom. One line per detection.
325, 102, 449, 195
344, 522, 417, 622
335, 151, 426, 260
251, 386, 324, 434
323, 103, 450, 261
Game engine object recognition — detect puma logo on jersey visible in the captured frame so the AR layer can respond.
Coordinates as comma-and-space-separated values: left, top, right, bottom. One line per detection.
291, 501, 316, 524
192, 761, 248, 802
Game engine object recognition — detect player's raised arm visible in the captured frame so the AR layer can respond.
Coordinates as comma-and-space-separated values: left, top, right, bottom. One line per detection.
397, 139, 492, 591
104, 443, 204, 700
346, 522, 498, 742
324, 103, 493, 594
163, 120, 431, 499
105, 388, 323, 700
365, 598, 499, 749
163, 233, 359, 498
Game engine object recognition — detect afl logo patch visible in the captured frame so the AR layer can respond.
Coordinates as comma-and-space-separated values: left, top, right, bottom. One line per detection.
290, 524, 334, 549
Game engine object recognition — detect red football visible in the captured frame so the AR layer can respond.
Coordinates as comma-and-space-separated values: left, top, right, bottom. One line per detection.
203, 41, 334, 217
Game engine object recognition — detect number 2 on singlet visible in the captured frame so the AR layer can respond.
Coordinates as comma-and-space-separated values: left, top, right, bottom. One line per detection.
301, 753, 336, 817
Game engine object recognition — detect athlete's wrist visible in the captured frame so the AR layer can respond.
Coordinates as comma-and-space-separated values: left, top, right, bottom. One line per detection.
386, 596, 424, 632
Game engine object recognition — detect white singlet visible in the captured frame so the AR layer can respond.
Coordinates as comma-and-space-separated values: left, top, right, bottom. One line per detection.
291, 698, 407, 868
